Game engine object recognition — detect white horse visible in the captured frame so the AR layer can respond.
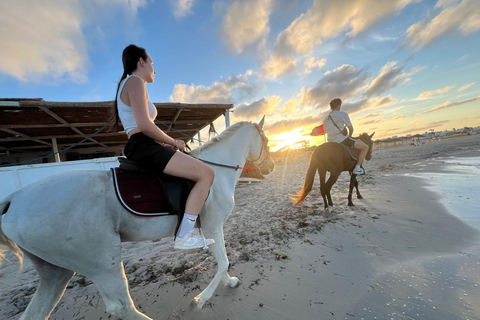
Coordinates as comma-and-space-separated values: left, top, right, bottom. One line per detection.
0, 119, 274, 320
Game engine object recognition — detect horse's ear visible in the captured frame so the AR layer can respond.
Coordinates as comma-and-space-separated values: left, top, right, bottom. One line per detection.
259, 115, 265, 129
370, 132, 375, 139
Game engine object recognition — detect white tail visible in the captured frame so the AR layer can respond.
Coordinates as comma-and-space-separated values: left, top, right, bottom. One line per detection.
0, 198, 23, 270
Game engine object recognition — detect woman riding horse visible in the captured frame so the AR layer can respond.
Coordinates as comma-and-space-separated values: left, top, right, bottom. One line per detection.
113, 44, 214, 249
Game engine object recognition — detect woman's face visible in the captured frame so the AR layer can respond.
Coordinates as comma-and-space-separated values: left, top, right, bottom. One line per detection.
143, 54, 155, 83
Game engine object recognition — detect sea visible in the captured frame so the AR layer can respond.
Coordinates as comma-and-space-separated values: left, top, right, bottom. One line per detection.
411, 156, 480, 230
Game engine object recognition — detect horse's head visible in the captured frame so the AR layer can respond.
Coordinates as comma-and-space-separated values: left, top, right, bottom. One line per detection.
249, 116, 275, 175
359, 132, 375, 161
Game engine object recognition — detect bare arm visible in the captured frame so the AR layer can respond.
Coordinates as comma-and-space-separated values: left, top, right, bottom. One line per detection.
125, 77, 183, 149
348, 125, 354, 136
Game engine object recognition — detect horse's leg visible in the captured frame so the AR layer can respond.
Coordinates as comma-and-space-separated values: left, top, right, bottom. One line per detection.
191, 226, 239, 310
86, 247, 153, 320
19, 250, 75, 320
347, 174, 355, 206
353, 175, 363, 199
318, 167, 328, 208
325, 172, 340, 206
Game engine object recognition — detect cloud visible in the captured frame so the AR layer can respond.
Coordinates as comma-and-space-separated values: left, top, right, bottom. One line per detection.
0, 0, 146, 82
260, 54, 296, 79
170, 0, 196, 18
358, 113, 382, 120
366, 61, 415, 96
457, 82, 475, 91
301, 64, 370, 107
341, 95, 396, 115
404, 0, 480, 51
304, 57, 327, 74
233, 96, 282, 120
423, 95, 480, 113
0, 1, 87, 82
418, 85, 455, 98
265, 116, 319, 135
170, 82, 233, 104
221, 0, 272, 54
260, 0, 418, 79
260, 54, 327, 79
225, 70, 264, 102
170, 70, 262, 104
278, 98, 302, 114
393, 120, 450, 135
358, 118, 382, 126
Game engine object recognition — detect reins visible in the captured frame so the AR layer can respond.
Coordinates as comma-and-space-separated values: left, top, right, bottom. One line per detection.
188, 123, 270, 172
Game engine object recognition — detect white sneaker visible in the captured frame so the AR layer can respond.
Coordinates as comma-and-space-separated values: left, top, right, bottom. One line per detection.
352, 167, 366, 175
174, 228, 215, 250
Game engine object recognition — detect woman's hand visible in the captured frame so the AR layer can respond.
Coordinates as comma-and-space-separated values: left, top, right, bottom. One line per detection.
173, 139, 186, 152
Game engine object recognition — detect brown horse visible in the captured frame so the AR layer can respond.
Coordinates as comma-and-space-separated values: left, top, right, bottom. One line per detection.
291, 133, 374, 208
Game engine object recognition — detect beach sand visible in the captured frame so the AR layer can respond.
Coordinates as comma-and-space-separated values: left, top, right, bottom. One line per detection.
1, 134, 480, 320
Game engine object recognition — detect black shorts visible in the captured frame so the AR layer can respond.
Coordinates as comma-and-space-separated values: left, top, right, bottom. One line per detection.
123, 132, 176, 174
340, 136, 357, 148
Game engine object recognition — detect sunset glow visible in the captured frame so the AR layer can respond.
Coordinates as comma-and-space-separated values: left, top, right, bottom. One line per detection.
0, 1, 479, 146
272, 128, 306, 152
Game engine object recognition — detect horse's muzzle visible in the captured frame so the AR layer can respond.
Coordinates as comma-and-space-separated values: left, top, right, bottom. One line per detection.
260, 159, 275, 175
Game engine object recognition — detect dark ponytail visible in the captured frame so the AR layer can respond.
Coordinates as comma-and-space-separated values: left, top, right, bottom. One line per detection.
109, 44, 148, 132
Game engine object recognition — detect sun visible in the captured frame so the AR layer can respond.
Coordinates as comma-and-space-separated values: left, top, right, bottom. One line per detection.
273, 128, 306, 151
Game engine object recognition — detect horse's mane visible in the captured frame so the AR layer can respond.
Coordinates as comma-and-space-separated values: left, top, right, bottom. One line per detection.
192, 121, 251, 155
356, 133, 370, 140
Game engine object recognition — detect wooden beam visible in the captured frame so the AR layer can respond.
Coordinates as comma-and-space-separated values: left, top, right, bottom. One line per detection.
1, 128, 52, 146
14, 100, 233, 110
166, 108, 183, 133
39, 107, 109, 148
0, 122, 112, 130
6, 140, 127, 150
0, 132, 125, 142
52, 138, 61, 162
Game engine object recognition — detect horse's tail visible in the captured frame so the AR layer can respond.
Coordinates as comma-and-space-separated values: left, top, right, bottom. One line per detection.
0, 196, 23, 271
290, 151, 319, 206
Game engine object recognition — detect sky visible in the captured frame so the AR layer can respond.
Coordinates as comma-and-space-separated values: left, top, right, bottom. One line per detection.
1, 0, 479, 151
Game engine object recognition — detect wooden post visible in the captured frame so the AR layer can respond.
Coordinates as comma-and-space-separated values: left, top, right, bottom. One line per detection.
197, 132, 202, 146
52, 138, 61, 162
224, 110, 230, 128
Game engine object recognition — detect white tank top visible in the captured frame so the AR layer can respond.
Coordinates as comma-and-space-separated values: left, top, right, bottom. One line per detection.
117, 75, 158, 135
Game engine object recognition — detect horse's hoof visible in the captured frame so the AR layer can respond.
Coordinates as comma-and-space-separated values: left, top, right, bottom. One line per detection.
348, 202, 354, 207
229, 277, 241, 288
190, 296, 204, 311
357, 195, 363, 199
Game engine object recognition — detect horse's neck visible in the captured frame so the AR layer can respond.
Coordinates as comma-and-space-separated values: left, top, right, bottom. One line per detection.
193, 124, 253, 167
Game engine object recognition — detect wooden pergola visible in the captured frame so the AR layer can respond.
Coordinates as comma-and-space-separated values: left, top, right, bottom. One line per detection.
0, 98, 232, 163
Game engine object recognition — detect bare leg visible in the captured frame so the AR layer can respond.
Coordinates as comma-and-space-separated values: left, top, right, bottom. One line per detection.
354, 140, 368, 167
19, 251, 75, 320
163, 152, 215, 216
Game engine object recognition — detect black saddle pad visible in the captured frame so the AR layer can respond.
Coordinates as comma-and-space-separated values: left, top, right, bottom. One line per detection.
111, 158, 194, 217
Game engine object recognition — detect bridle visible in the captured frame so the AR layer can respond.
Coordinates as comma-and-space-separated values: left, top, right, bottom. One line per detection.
190, 123, 271, 171
250, 123, 271, 171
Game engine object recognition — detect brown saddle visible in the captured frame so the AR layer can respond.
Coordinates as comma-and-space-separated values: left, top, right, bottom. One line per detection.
111, 158, 194, 217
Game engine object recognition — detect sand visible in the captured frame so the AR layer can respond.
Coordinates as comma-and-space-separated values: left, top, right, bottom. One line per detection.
1, 134, 480, 320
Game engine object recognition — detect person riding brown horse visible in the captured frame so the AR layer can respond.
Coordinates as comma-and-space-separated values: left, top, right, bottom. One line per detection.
324, 98, 369, 175
291, 132, 374, 208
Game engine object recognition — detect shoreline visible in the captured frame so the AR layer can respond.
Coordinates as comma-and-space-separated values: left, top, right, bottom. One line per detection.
1, 135, 480, 319
410, 155, 480, 230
